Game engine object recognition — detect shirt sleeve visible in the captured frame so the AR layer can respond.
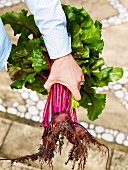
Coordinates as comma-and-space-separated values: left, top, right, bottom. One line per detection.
24, 0, 72, 59
0, 18, 12, 71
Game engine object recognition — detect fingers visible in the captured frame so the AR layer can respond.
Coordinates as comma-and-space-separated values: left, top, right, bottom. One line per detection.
68, 86, 81, 101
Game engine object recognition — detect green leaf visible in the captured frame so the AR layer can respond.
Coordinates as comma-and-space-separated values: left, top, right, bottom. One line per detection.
95, 20, 102, 30
101, 67, 113, 78
1, 10, 40, 37
7, 64, 21, 79
25, 73, 36, 83
109, 67, 124, 81
81, 14, 93, 29
91, 69, 102, 80
81, 27, 100, 40
87, 93, 106, 121
72, 35, 83, 48
92, 58, 104, 69
10, 80, 23, 89
71, 95, 80, 109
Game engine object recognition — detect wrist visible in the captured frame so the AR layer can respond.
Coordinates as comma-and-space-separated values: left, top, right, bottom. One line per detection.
53, 53, 72, 62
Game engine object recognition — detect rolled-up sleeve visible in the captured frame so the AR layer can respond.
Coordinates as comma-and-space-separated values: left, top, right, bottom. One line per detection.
0, 18, 12, 71
25, 0, 72, 59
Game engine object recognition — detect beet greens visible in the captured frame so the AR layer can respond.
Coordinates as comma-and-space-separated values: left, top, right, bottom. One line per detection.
1, 5, 123, 121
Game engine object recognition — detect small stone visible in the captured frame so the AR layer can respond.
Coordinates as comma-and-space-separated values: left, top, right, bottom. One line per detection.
118, 77, 128, 84
118, 14, 125, 20
124, 95, 128, 101
118, 7, 127, 14
122, 87, 127, 93
80, 122, 88, 129
0, 99, 3, 104
109, 82, 117, 86
0, 0, 6, 4
114, 90, 124, 99
123, 71, 128, 78
22, 86, 31, 92
109, 129, 114, 134
13, 0, 21, 4
102, 133, 114, 142
96, 87, 104, 92
87, 129, 96, 137
13, 102, 19, 107
108, 17, 116, 25
89, 124, 94, 129
116, 133, 125, 144
28, 106, 38, 115
113, 84, 122, 90
20, 113, 25, 118
123, 140, 128, 147
122, 100, 127, 106
39, 119, 42, 123
105, 129, 109, 133
31, 116, 40, 122
26, 99, 36, 105
39, 111, 43, 118
25, 113, 31, 120
17, 105, 26, 112
21, 91, 29, 99
95, 126, 104, 133
101, 19, 108, 24
125, 104, 128, 110
36, 100, 45, 110
0, 105, 6, 112
7, 108, 17, 115
0, 4, 4, 8
5, 2, 13, 6
113, 130, 118, 136
97, 134, 102, 139
30, 91, 39, 102
18, 89, 23, 93
103, 86, 109, 91
17, 112, 21, 116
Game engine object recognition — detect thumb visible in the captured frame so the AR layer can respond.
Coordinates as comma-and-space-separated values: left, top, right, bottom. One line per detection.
44, 77, 55, 92
68, 86, 81, 101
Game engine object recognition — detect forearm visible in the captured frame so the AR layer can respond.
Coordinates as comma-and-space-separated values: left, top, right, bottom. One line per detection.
25, 0, 71, 59
0, 18, 12, 71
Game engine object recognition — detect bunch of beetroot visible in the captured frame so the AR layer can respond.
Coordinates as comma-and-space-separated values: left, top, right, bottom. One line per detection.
0, 55, 109, 170
39, 83, 109, 170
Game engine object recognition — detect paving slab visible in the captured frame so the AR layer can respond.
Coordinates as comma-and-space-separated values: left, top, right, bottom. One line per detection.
77, 91, 128, 134
0, 69, 24, 104
119, 0, 128, 9
0, 118, 12, 147
110, 150, 128, 170
61, 0, 118, 21
0, 121, 43, 159
102, 23, 128, 68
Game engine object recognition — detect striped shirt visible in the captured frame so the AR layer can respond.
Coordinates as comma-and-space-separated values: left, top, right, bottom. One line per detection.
0, 0, 71, 70
0, 18, 12, 71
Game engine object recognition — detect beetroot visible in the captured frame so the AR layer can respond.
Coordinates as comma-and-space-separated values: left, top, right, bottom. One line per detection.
53, 113, 69, 125
0, 55, 110, 170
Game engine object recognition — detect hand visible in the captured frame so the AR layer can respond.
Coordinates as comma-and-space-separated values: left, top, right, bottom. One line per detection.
44, 54, 85, 101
